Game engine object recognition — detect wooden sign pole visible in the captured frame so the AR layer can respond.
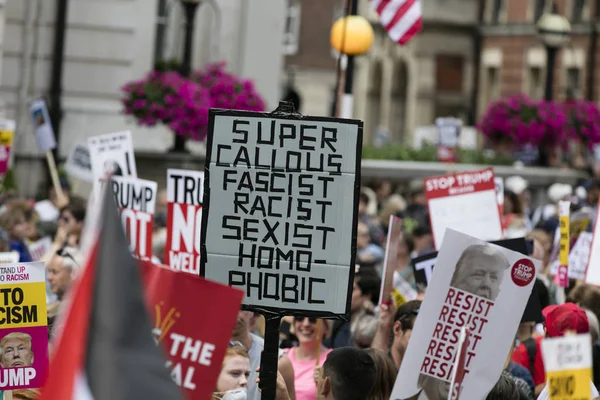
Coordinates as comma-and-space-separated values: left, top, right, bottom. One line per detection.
45, 150, 68, 207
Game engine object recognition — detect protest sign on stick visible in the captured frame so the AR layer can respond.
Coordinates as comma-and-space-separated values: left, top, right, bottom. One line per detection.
391, 229, 537, 400
110, 176, 157, 260
200, 101, 362, 399
140, 261, 243, 399
379, 215, 405, 306
88, 131, 137, 203
555, 201, 571, 288
425, 168, 502, 249
165, 169, 204, 275
65, 143, 93, 182
0, 262, 48, 390
541, 333, 592, 400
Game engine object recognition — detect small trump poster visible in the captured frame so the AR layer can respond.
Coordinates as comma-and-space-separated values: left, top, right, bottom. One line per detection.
390, 229, 537, 400
425, 168, 502, 250
0, 262, 48, 390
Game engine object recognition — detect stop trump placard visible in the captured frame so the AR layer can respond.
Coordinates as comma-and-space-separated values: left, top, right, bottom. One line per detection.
165, 169, 204, 275
110, 176, 157, 260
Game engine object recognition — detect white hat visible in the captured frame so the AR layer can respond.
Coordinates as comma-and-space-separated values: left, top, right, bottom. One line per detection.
505, 176, 528, 195
547, 183, 573, 203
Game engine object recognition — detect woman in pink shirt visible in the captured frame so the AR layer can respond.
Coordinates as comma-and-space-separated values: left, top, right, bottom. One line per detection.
285, 316, 332, 400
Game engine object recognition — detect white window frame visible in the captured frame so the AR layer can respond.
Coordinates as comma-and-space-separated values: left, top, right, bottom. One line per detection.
283, 0, 302, 55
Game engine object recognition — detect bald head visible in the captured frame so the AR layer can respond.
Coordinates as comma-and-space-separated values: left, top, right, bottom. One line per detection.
450, 244, 509, 301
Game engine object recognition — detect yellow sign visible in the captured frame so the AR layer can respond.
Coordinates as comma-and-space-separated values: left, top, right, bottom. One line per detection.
559, 214, 570, 266
547, 368, 591, 399
0, 282, 48, 328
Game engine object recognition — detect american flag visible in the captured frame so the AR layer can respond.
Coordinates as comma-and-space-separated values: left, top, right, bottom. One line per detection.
370, 0, 423, 45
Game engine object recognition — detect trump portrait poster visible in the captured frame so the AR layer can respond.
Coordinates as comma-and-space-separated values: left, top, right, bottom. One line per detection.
390, 229, 537, 400
0, 262, 48, 390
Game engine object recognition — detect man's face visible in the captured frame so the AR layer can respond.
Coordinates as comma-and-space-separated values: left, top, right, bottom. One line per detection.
1, 339, 33, 367
47, 256, 73, 297
356, 223, 370, 249
392, 322, 413, 367
232, 311, 253, 337
59, 210, 82, 236
454, 255, 505, 300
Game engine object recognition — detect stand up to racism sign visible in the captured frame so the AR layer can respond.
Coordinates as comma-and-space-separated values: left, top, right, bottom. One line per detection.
200, 102, 362, 318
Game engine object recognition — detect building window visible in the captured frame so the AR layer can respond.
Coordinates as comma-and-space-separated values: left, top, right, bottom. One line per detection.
436, 55, 464, 92
283, 0, 301, 55
527, 67, 543, 99
491, 0, 504, 23
567, 67, 581, 98
534, 0, 547, 22
572, 0, 586, 22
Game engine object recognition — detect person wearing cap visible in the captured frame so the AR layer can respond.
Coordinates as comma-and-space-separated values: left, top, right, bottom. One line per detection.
536, 303, 600, 400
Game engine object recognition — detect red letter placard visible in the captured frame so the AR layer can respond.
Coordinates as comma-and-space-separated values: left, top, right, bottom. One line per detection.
165, 169, 204, 275
139, 261, 244, 400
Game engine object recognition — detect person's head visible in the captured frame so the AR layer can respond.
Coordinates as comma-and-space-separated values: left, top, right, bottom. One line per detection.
567, 284, 600, 328
293, 316, 328, 347
214, 346, 251, 397
584, 309, 599, 343
543, 303, 590, 338
232, 311, 253, 338
47, 247, 83, 299
0, 209, 29, 241
586, 180, 600, 206
352, 314, 378, 349
4, 200, 38, 240
364, 348, 397, 400
12, 389, 40, 400
374, 180, 392, 201
351, 268, 381, 313
359, 192, 370, 217
390, 300, 421, 368
450, 244, 509, 301
486, 372, 520, 399
0, 332, 34, 368
357, 222, 370, 249
504, 190, 523, 215
527, 229, 552, 268
409, 179, 426, 205
59, 196, 87, 237
378, 195, 406, 226
411, 225, 432, 253
317, 347, 376, 400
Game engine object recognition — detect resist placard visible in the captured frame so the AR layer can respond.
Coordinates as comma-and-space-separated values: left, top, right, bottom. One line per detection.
165, 169, 204, 275
201, 109, 362, 316
110, 177, 157, 260
425, 168, 502, 249
0, 262, 48, 390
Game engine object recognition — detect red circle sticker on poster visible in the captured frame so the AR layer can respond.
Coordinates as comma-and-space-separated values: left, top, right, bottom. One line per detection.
511, 259, 535, 287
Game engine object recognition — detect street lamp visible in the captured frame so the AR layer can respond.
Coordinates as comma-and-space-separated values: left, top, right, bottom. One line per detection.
537, 3, 571, 101
180, 0, 203, 77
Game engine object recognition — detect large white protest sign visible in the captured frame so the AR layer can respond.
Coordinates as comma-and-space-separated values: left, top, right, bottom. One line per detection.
391, 229, 537, 400
200, 109, 362, 316
425, 168, 502, 249
65, 143, 93, 182
550, 231, 592, 281
110, 176, 157, 260
28, 98, 56, 152
88, 131, 137, 201
165, 169, 204, 275
585, 206, 600, 286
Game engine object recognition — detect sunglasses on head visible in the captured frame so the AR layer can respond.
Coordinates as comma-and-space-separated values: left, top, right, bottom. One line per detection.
294, 316, 317, 324
229, 341, 245, 349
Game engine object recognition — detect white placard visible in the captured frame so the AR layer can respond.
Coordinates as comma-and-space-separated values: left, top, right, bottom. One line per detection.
28, 237, 52, 261
65, 143, 93, 182
391, 229, 537, 400
0, 252, 20, 265
550, 231, 592, 280
28, 98, 56, 152
201, 110, 362, 315
88, 131, 137, 201
425, 169, 503, 249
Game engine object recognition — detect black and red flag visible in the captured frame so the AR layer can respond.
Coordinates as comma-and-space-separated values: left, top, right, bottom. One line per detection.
40, 185, 182, 399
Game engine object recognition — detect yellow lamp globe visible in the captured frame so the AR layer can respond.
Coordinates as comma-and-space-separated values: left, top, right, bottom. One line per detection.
330, 16, 374, 56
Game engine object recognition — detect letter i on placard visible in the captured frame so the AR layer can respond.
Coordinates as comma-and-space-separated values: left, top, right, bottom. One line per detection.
555, 201, 570, 288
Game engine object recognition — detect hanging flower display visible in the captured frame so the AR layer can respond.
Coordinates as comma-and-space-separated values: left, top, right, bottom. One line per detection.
564, 100, 600, 148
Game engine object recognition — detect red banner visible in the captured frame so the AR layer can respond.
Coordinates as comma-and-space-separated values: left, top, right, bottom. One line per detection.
140, 261, 244, 400
165, 169, 204, 275
425, 168, 495, 200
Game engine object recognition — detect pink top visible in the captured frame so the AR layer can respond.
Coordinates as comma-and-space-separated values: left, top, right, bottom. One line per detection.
285, 347, 332, 400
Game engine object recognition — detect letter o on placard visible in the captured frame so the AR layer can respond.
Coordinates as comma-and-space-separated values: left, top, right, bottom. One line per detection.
121, 209, 138, 253
0, 275, 5, 282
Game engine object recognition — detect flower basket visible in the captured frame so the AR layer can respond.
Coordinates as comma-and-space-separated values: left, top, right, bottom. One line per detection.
564, 100, 600, 149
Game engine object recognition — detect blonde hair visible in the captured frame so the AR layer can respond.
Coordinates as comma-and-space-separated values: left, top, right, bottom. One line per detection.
378, 194, 406, 227
0, 332, 33, 365
13, 388, 40, 400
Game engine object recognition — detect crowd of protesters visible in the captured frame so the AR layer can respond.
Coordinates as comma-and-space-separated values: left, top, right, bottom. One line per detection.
1, 172, 599, 399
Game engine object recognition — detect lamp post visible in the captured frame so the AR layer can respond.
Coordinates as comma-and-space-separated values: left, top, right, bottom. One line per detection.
330, 3, 374, 118
536, 3, 571, 101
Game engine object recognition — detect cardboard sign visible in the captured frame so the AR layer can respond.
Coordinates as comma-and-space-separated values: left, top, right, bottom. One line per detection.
200, 109, 362, 316
27, 237, 52, 262
0, 120, 15, 176
555, 201, 570, 288
550, 232, 592, 281
0, 262, 48, 390
165, 169, 204, 275
435, 118, 461, 163
140, 261, 244, 400
88, 131, 137, 201
425, 168, 502, 249
380, 215, 403, 306
110, 177, 157, 260
28, 99, 56, 152
495, 177, 504, 225
541, 334, 592, 400
65, 143, 93, 182
391, 229, 537, 400
585, 201, 600, 286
